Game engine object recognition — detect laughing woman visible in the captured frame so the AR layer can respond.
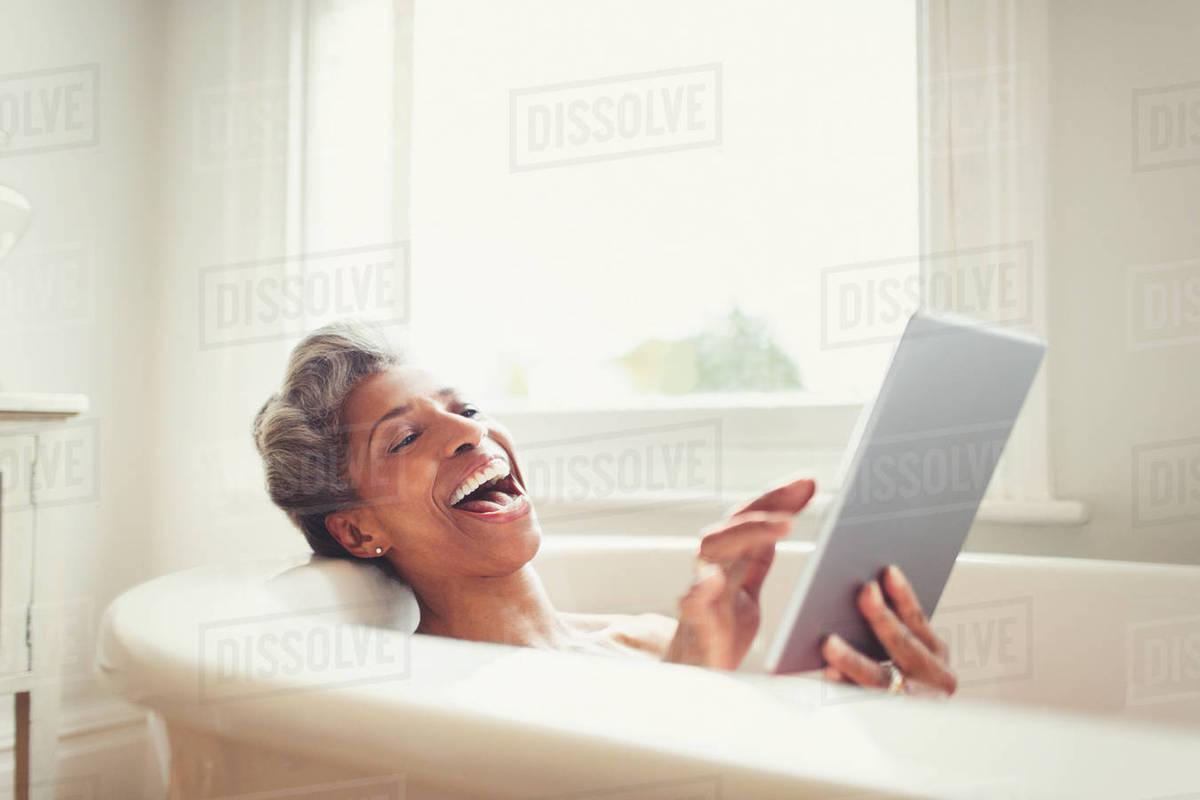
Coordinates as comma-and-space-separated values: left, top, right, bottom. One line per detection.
252, 321, 958, 695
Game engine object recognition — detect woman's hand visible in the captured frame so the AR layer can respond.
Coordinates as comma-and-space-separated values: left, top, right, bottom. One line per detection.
821, 565, 958, 696
663, 478, 816, 670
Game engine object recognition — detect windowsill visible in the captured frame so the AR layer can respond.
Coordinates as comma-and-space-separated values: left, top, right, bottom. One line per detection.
528, 491, 1091, 528
497, 400, 866, 450
499, 400, 1087, 529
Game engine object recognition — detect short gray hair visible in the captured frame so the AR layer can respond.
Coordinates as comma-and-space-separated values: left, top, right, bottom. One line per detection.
252, 320, 402, 558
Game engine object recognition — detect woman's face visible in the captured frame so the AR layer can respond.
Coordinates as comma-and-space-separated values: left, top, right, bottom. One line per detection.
330, 366, 540, 580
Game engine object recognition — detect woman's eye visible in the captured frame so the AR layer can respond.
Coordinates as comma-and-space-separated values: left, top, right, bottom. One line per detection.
461, 405, 480, 418
389, 432, 418, 453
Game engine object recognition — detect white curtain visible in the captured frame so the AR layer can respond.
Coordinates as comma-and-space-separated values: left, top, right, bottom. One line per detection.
148, 0, 412, 576
918, 0, 1053, 504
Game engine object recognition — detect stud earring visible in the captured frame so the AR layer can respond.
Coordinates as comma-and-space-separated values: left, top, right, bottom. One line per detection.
375, 547, 383, 555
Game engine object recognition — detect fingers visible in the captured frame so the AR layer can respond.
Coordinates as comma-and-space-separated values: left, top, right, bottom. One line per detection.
700, 480, 814, 604
816, 567, 958, 696
728, 477, 816, 517
821, 634, 891, 688
881, 565, 946, 657
697, 513, 792, 564
858, 580, 956, 693
857, 580, 938, 676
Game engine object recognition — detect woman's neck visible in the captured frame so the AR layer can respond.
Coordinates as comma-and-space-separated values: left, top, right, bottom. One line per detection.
407, 563, 571, 649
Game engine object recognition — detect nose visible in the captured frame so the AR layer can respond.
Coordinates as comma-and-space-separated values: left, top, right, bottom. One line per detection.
443, 414, 488, 458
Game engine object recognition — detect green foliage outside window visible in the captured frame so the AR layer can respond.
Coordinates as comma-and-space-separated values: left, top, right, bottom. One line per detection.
616, 307, 803, 395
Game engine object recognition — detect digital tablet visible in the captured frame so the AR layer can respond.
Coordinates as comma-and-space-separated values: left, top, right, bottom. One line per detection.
764, 311, 1045, 674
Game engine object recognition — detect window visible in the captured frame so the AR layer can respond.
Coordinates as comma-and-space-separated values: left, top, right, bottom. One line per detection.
286, 0, 1077, 522
409, 0, 918, 414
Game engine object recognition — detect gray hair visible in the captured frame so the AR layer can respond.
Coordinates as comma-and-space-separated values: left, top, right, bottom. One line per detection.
252, 319, 403, 559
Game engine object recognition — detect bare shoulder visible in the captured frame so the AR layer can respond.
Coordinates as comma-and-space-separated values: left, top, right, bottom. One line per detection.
558, 611, 619, 632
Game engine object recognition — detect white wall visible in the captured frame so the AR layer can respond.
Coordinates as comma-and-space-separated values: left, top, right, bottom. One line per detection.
963, 0, 1200, 564
0, 0, 164, 795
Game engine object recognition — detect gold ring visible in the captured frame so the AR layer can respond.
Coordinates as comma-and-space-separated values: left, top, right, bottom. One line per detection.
887, 663, 906, 694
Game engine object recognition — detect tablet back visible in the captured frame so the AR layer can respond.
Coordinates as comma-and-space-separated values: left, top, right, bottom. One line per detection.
765, 312, 1045, 674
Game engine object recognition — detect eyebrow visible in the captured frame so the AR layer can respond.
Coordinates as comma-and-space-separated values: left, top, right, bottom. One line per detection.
366, 388, 458, 451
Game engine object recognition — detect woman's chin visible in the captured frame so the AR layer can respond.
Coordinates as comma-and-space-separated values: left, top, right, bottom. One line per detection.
449, 496, 542, 555
474, 518, 542, 576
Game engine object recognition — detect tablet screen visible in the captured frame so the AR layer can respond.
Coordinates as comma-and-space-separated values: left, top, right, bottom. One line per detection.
764, 312, 1045, 674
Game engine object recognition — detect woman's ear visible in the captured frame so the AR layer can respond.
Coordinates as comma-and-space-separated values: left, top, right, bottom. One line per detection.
324, 511, 380, 558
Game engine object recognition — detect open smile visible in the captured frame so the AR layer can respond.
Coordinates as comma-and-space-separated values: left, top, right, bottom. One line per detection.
446, 455, 531, 523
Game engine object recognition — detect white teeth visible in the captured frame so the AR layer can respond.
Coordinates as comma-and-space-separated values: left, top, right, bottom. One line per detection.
449, 459, 511, 506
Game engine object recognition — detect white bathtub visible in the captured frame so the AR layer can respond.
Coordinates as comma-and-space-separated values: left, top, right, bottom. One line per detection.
97, 536, 1200, 799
